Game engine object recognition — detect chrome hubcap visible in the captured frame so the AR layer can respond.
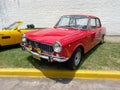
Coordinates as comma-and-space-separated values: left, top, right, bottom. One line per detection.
74, 51, 81, 66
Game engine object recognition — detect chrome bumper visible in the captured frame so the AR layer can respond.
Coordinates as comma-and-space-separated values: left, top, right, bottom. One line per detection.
21, 44, 69, 62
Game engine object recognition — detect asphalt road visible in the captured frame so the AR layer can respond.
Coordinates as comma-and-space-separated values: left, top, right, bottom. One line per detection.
0, 77, 120, 90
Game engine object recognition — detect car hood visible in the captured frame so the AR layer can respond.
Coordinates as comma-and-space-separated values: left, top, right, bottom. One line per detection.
26, 27, 83, 45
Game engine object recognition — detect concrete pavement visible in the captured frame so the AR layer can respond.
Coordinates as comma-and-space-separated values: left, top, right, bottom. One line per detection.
0, 77, 120, 90
105, 36, 120, 43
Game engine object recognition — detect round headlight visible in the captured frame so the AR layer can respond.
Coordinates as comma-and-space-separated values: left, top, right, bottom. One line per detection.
53, 42, 62, 53
22, 34, 26, 42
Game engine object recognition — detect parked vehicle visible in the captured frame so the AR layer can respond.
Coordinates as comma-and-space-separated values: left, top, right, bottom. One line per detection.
21, 15, 106, 69
0, 21, 36, 46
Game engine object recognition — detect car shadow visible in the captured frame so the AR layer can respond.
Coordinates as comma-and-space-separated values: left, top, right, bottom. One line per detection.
81, 43, 103, 65
27, 43, 104, 84
0, 44, 20, 52
27, 56, 75, 84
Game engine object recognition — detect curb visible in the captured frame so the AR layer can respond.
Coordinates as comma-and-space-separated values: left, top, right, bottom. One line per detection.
0, 68, 120, 80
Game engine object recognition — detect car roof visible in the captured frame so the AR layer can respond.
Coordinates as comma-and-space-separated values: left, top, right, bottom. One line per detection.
63, 14, 99, 18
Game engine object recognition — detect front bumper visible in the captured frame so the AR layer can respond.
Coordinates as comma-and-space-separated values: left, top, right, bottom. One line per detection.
21, 44, 69, 62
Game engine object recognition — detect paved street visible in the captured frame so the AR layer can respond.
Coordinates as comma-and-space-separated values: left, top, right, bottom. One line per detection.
0, 77, 120, 90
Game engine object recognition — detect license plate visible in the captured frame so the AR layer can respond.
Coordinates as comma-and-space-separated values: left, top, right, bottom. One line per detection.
36, 48, 41, 54
33, 55, 40, 60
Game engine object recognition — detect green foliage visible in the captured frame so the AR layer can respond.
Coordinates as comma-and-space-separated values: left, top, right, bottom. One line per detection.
80, 42, 120, 71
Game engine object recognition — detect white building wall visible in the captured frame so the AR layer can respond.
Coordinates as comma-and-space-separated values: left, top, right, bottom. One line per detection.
0, 0, 120, 35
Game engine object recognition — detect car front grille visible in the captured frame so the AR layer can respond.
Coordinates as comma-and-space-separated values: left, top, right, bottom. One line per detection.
26, 38, 54, 52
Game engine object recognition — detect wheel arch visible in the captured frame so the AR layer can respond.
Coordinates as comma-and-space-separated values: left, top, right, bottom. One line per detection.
71, 44, 85, 58
78, 45, 84, 54
67, 44, 84, 70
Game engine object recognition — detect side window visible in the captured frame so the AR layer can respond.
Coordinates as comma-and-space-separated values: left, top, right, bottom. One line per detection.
90, 18, 96, 29
96, 19, 101, 28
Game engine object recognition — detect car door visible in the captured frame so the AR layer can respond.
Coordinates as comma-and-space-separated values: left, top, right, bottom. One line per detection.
10, 29, 22, 44
75, 16, 92, 52
0, 30, 15, 46
89, 18, 102, 47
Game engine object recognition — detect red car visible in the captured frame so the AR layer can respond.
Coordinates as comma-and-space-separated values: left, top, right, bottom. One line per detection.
21, 15, 106, 69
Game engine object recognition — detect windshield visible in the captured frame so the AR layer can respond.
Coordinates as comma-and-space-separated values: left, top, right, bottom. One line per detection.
6, 22, 20, 29
55, 15, 89, 30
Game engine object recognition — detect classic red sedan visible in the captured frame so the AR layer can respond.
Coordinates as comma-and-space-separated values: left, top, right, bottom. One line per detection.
21, 15, 106, 69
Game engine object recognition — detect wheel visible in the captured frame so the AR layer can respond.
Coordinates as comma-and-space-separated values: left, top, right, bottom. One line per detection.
100, 35, 104, 44
67, 48, 83, 70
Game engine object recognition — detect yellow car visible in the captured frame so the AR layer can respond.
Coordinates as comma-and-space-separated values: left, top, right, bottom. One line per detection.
0, 21, 35, 46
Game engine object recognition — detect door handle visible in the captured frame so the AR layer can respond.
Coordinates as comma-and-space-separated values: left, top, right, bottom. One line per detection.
2, 36, 11, 39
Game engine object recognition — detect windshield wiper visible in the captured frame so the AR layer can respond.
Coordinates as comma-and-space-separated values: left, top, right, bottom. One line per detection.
57, 25, 78, 30
59, 25, 75, 28
65, 25, 78, 29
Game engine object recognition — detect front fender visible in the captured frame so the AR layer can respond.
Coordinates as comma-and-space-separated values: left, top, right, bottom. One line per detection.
71, 43, 84, 56
61, 42, 85, 59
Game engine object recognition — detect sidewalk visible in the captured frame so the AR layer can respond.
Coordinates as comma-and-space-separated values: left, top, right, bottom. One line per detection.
0, 77, 120, 90
105, 35, 120, 43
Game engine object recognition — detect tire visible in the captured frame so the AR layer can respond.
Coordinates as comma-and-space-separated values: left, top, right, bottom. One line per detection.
100, 35, 104, 44
67, 48, 83, 70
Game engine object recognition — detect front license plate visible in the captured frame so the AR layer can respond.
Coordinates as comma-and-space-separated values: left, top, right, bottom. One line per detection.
32, 55, 40, 60
36, 48, 41, 54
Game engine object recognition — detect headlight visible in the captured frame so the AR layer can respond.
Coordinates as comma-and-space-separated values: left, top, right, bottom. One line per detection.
22, 34, 26, 42
53, 41, 62, 53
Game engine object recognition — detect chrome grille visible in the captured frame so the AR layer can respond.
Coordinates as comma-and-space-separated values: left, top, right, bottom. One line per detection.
26, 38, 53, 52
